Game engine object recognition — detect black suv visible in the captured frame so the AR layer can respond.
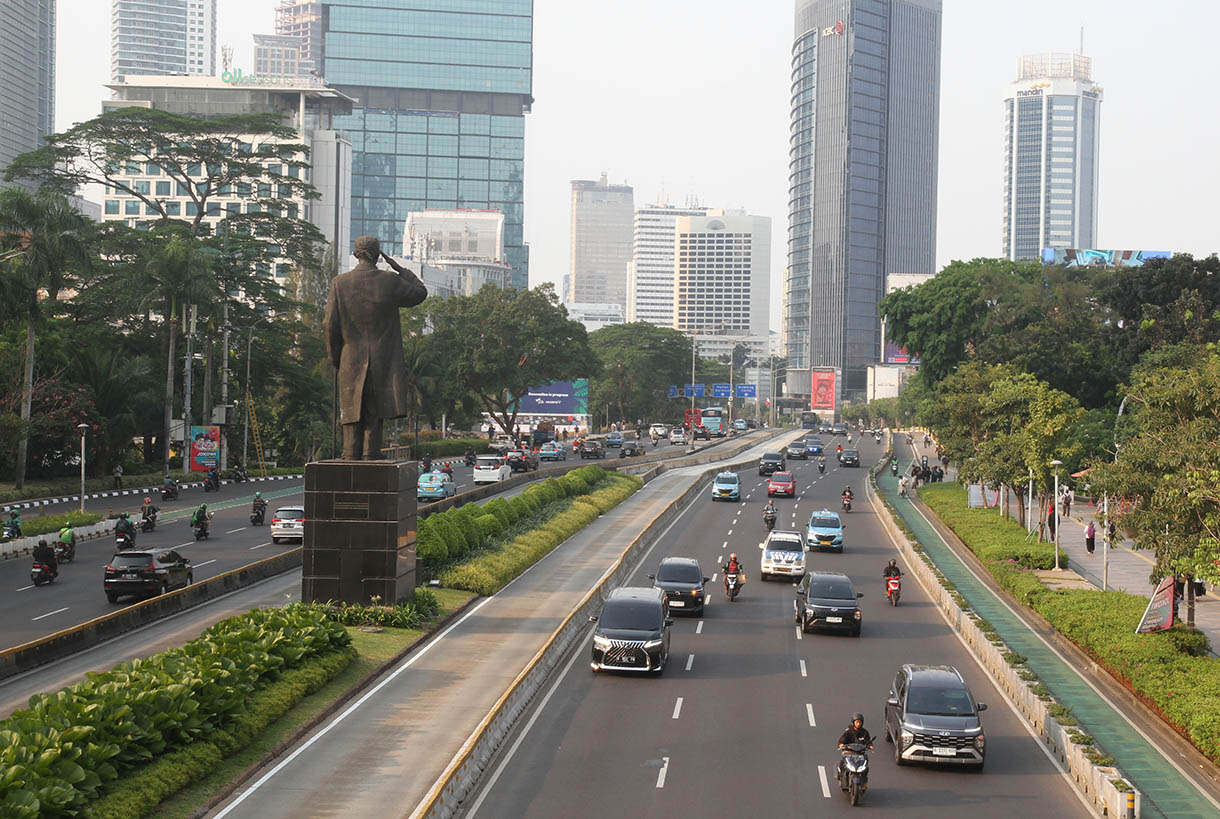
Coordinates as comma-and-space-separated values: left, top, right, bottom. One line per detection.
104, 549, 193, 603
649, 557, 709, 615
506, 449, 539, 472
579, 440, 606, 459
590, 587, 672, 674
758, 452, 786, 475
619, 440, 644, 457
786, 441, 808, 459
794, 570, 863, 636
840, 449, 860, 467
884, 664, 987, 769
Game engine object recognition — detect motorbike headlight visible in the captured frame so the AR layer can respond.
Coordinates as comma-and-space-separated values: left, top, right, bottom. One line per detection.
643, 638, 664, 649
900, 730, 914, 749
845, 757, 867, 772
592, 635, 611, 650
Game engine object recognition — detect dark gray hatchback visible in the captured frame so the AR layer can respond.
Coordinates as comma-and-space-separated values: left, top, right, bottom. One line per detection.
884, 664, 987, 769
590, 587, 673, 675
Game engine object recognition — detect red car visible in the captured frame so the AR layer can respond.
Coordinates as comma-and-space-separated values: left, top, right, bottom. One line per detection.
767, 472, 796, 497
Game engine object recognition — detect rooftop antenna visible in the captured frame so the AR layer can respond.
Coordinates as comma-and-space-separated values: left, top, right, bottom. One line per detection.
1079, 26, 1084, 55
222, 45, 233, 73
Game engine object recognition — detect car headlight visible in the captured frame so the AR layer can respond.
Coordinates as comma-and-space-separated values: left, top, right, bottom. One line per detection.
901, 730, 914, 749
593, 635, 611, 650
643, 638, 664, 649
853, 610, 862, 619
974, 735, 986, 750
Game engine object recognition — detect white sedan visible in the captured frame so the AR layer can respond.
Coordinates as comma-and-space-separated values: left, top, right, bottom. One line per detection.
473, 455, 512, 485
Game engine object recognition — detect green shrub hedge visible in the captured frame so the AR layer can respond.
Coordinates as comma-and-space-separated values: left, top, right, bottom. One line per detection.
918, 484, 1063, 569
919, 481, 1220, 764
416, 516, 449, 563
0, 607, 350, 817
483, 497, 516, 527
474, 513, 503, 541
4, 509, 104, 540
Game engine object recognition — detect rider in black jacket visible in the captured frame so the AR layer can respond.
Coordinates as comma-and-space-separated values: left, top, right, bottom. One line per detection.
32, 539, 58, 578
837, 713, 874, 784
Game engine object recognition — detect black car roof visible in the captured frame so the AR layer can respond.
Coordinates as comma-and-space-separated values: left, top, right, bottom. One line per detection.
658, 556, 700, 568
904, 664, 967, 687
761, 452, 784, 459
606, 586, 664, 603
806, 569, 852, 582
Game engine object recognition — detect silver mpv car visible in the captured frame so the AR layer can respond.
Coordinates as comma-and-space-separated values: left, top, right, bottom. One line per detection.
884, 664, 987, 769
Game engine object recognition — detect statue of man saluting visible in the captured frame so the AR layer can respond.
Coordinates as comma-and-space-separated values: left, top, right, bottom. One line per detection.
323, 235, 427, 459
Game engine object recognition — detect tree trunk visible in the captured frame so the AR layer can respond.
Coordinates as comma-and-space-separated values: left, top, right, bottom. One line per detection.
14, 318, 34, 489
1186, 575, 1196, 627
1015, 492, 1026, 532
163, 308, 177, 476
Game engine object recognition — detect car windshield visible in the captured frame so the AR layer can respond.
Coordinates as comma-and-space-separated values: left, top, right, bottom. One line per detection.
762, 454, 782, 462
772, 473, 792, 482
476, 458, 501, 468
716, 474, 739, 485
657, 563, 702, 583
420, 475, 443, 484
276, 508, 304, 519
806, 578, 855, 599
907, 684, 976, 716
110, 553, 153, 568
810, 516, 839, 529
844, 450, 859, 456
600, 601, 662, 631
768, 537, 803, 552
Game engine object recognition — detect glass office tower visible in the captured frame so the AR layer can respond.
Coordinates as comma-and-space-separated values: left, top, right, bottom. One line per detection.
786, 0, 941, 399
0, 0, 54, 192
320, 1, 533, 287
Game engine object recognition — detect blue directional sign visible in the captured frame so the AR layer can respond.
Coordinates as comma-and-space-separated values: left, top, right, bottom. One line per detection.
712, 383, 731, 398
669, 385, 678, 398
736, 384, 757, 398
684, 384, 705, 397
683, 384, 692, 398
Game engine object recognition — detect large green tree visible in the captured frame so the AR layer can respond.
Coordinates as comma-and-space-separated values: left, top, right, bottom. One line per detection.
588, 323, 691, 425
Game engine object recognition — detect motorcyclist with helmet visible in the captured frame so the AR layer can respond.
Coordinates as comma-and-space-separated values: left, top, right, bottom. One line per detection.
841, 485, 854, 512
32, 538, 58, 579
722, 552, 746, 594
818, 455, 826, 474
251, 491, 268, 524
191, 503, 212, 535
763, 500, 777, 530
114, 511, 137, 545
837, 713, 875, 786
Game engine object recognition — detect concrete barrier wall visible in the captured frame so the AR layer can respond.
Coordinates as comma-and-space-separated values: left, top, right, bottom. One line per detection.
0, 547, 303, 682
865, 461, 1140, 818
413, 430, 801, 818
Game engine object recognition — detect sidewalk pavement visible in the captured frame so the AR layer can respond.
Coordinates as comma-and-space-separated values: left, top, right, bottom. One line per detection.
0, 473, 304, 514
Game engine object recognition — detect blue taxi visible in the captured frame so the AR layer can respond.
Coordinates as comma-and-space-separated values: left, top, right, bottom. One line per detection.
807, 509, 845, 551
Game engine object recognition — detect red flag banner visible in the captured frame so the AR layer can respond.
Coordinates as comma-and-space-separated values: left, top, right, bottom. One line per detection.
810, 371, 836, 411
1135, 576, 1176, 634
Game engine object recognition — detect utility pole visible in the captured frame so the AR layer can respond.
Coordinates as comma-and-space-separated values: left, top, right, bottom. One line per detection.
728, 344, 735, 429
182, 305, 195, 478
220, 303, 230, 471
688, 330, 697, 453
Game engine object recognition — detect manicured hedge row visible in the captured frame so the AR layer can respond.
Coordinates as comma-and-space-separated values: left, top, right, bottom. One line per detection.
0, 607, 351, 817
4, 509, 104, 540
920, 482, 1220, 763
440, 472, 644, 596
918, 483, 1064, 569
294, 587, 440, 629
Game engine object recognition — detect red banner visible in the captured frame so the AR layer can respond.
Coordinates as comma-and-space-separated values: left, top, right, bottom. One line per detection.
1136, 576, 1176, 634
810, 371, 836, 411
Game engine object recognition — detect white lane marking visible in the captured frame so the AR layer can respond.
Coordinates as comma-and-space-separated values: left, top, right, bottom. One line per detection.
722, 541, 728, 549
193, 559, 217, 569
717, 555, 723, 564
32, 606, 69, 621
672, 697, 683, 719
727, 529, 732, 535
685, 654, 694, 672
696, 620, 703, 634
711, 573, 718, 582
818, 765, 831, 798
704, 594, 710, 604
250, 542, 272, 550
16, 585, 33, 592
800, 659, 808, 677
226, 527, 246, 534
656, 756, 670, 788
796, 626, 803, 640
807, 704, 817, 726
175, 541, 194, 548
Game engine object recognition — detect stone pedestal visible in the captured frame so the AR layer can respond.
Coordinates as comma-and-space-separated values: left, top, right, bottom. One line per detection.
302, 459, 417, 605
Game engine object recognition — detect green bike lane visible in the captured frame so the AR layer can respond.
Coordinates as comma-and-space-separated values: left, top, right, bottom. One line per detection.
876, 468, 1219, 819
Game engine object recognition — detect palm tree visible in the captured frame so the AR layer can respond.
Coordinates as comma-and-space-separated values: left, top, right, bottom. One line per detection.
0, 188, 92, 489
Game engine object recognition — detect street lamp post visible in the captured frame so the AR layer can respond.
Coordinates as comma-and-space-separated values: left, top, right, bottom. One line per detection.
77, 423, 89, 513
688, 330, 697, 454
1050, 459, 1063, 570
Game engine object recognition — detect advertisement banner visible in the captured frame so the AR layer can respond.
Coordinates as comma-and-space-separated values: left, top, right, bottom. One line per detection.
189, 425, 220, 472
810, 371, 836, 411
884, 341, 920, 366
712, 383, 731, 398
1042, 248, 1171, 268
736, 384, 757, 398
518, 380, 590, 415
1135, 576, 1176, 634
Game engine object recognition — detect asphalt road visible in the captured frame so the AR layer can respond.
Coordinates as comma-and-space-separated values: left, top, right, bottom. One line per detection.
463, 434, 1093, 818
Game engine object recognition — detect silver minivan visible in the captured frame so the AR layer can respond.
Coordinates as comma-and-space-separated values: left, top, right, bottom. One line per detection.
885, 664, 987, 769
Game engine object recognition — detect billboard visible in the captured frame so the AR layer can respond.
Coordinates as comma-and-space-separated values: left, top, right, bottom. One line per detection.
189, 425, 220, 472
1041, 248, 1171, 268
518, 380, 589, 415
810, 370, 836, 411
1136, 576, 1176, 634
884, 341, 920, 366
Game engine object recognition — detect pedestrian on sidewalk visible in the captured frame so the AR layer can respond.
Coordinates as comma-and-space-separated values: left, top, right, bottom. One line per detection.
1085, 520, 1095, 554
112, 463, 123, 489
1107, 520, 1116, 546
1061, 487, 1072, 518
1046, 503, 1056, 541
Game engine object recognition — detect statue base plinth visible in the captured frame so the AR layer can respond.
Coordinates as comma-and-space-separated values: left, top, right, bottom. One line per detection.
302, 459, 416, 605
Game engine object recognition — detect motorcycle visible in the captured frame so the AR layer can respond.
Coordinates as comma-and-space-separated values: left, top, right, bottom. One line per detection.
54, 540, 75, 564
440, 462, 454, 478
161, 483, 179, 501
818, 461, 826, 474
203, 473, 220, 492
464, 453, 477, 467
228, 464, 249, 483
140, 511, 157, 532
251, 503, 267, 526
763, 511, 777, 532
115, 530, 136, 550
841, 496, 853, 513
3, 521, 21, 540
193, 521, 210, 540
724, 571, 741, 602
31, 561, 56, 586
890, 462, 899, 476
886, 575, 902, 606
836, 742, 871, 806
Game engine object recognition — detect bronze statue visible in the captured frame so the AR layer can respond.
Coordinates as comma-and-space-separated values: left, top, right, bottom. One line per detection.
324, 236, 427, 459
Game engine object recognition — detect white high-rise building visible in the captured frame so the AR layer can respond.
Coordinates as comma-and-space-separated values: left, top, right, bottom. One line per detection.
673, 209, 771, 338
1003, 52, 1103, 261
110, 0, 217, 83
569, 173, 634, 306
626, 203, 711, 326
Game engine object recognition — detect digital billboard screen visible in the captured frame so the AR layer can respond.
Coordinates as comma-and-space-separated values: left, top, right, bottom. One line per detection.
810, 370, 836, 411
517, 380, 589, 415
1041, 248, 1171, 268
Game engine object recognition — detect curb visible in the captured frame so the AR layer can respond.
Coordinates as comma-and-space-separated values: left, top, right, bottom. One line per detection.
0, 474, 304, 514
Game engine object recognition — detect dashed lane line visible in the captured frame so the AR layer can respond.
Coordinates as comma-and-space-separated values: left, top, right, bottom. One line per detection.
672, 697, 683, 719
16, 584, 33, 592
656, 757, 670, 789
696, 621, 703, 634
32, 606, 69, 621
226, 527, 246, 534
193, 559, 217, 569
250, 542, 272, 550
807, 704, 816, 726
685, 654, 694, 672
800, 659, 808, 677
817, 765, 831, 798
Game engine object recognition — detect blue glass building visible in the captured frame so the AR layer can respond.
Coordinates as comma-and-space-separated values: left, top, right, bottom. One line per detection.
320, 0, 533, 287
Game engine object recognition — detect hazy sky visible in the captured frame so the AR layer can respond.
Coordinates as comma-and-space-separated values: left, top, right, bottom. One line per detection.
58, 0, 1220, 331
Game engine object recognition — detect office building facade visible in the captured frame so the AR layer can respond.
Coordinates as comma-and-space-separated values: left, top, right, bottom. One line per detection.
627, 203, 711, 326
1003, 53, 1102, 261
319, 0, 533, 288
0, 0, 54, 190
254, 34, 309, 81
110, 0, 216, 83
786, 0, 941, 399
569, 174, 634, 306
275, 1, 321, 70
674, 210, 771, 338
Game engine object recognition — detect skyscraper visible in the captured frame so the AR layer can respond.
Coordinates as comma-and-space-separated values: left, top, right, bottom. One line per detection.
627, 203, 711, 327
110, 0, 217, 83
786, 0, 942, 401
274, 1, 321, 72
674, 210, 771, 338
319, 0, 533, 288
0, 0, 54, 190
569, 174, 634, 305
1003, 53, 1102, 261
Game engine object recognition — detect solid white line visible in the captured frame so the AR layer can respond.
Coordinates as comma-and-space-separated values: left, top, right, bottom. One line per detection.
685, 654, 694, 672
250, 542, 272, 550
218, 596, 495, 818
696, 620, 703, 634
226, 527, 246, 534
32, 606, 69, 621
672, 697, 683, 719
800, 659, 808, 677
193, 559, 217, 569
818, 765, 831, 797
807, 703, 816, 727
15, 584, 33, 592
656, 756, 670, 788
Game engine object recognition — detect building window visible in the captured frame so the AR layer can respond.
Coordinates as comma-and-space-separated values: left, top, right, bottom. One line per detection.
104, 200, 120, 215
124, 201, 140, 215
156, 181, 171, 196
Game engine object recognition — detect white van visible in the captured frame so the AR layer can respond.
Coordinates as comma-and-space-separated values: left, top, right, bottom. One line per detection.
473, 455, 512, 485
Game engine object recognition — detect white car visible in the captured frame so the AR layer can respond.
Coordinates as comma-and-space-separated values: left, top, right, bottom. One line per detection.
271, 506, 305, 544
669, 428, 687, 445
649, 423, 668, 439
759, 530, 807, 580
473, 455, 512, 485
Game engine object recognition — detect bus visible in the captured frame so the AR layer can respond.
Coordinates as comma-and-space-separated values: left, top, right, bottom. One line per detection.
701, 407, 726, 437
801, 411, 820, 430
683, 407, 702, 431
